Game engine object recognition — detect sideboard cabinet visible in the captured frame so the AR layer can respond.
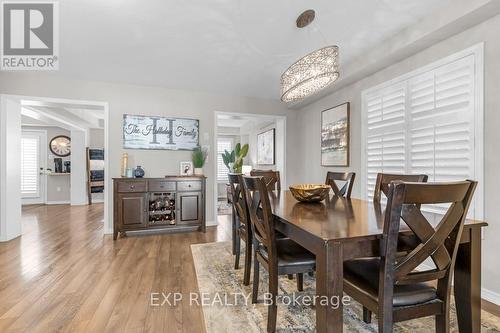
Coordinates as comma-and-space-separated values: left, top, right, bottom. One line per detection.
113, 176, 206, 239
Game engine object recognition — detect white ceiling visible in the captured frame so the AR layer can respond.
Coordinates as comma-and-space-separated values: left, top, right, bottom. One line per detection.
21, 101, 105, 130
217, 114, 274, 132
55, 0, 454, 100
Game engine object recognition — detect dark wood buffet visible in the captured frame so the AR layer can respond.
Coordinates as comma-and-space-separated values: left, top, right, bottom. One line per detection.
113, 176, 206, 239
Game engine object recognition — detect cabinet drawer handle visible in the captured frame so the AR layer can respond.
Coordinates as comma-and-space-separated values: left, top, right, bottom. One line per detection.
160, 185, 164, 188
188, 184, 192, 187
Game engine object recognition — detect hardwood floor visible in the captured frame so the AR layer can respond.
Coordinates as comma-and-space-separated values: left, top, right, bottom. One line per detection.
1, 205, 498, 332
0, 204, 231, 333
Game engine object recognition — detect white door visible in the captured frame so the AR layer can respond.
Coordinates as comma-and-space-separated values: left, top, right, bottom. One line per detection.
21, 131, 46, 205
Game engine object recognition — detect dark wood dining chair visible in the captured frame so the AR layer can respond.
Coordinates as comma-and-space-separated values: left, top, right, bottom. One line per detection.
228, 173, 253, 286
250, 169, 281, 191
343, 180, 477, 333
373, 173, 428, 203
325, 171, 356, 198
241, 175, 316, 333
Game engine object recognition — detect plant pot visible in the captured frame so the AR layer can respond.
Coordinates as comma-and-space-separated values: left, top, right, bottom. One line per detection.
194, 167, 203, 176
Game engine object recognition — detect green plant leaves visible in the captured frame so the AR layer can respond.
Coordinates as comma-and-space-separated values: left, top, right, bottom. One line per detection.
220, 142, 248, 172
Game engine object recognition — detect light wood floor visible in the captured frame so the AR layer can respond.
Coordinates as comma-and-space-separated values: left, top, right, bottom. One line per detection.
0, 204, 232, 333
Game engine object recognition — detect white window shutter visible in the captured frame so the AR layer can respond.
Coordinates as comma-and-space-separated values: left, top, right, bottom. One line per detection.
365, 84, 406, 199
408, 56, 475, 215
21, 136, 40, 198
217, 138, 233, 181
363, 50, 481, 218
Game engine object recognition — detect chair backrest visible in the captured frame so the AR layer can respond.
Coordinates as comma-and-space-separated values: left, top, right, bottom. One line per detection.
241, 175, 277, 265
325, 172, 356, 198
228, 173, 251, 237
380, 180, 477, 293
250, 170, 281, 191
373, 173, 428, 203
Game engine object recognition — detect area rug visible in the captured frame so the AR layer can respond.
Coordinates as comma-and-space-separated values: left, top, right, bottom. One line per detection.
217, 200, 233, 215
191, 241, 500, 332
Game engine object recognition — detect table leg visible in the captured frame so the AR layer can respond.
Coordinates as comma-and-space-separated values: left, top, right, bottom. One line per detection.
316, 241, 343, 333
454, 227, 482, 333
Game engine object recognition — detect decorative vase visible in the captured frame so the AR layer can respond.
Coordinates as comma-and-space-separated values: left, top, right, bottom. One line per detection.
194, 167, 203, 176
134, 166, 145, 178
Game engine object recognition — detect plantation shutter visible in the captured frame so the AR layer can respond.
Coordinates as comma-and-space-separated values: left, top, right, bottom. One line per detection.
21, 135, 40, 198
408, 55, 475, 215
363, 51, 480, 217
217, 138, 233, 181
365, 83, 406, 199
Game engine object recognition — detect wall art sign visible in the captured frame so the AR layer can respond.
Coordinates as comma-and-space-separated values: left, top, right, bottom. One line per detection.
321, 102, 350, 166
257, 128, 275, 165
123, 115, 199, 150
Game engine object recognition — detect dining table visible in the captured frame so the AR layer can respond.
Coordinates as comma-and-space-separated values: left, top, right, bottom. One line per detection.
265, 190, 487, 333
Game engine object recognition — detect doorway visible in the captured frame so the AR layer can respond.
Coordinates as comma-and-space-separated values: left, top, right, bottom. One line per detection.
213, 112, 286, 226
0, 94, 110, 241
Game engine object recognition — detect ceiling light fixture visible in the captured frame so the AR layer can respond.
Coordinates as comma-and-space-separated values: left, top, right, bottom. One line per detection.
280, 10, 340, 103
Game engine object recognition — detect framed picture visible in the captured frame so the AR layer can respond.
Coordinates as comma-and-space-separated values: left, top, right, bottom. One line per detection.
257, 128, 275, 165
123, 114, 199, 150
321, 102, 350, 166
179, 161, 194, 176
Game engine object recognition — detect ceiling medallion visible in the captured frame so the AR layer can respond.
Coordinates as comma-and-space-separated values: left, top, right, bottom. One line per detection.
281, 10, 340, 103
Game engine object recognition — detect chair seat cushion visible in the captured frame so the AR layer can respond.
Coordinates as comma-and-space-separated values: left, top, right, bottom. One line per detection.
257, 239, 315, 268
344, 258, 437, 307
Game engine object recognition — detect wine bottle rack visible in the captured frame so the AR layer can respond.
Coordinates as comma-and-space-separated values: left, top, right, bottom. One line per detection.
149, 192, 176, 225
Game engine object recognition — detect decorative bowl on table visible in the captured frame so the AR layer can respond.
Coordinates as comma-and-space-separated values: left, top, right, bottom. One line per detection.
289, 184, 331, 202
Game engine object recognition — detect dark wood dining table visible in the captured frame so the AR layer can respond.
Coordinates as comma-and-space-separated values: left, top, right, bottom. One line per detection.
266, 190, 487, 333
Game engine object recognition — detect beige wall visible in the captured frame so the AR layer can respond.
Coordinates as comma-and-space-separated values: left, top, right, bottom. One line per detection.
89, 128, 104, 149
0, 74, 291, 227
290, 14, 500, 298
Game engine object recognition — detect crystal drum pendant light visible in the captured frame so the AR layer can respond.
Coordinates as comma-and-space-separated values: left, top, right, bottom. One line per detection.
280, 10, 340, 103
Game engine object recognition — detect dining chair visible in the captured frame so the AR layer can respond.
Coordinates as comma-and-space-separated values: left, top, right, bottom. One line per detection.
228, 173, 253, 286
250, 169, 281, 191
373, 173, 428, 203
325, 171, 356, 198
241, 175, 316, 333
343, 180, 477, 333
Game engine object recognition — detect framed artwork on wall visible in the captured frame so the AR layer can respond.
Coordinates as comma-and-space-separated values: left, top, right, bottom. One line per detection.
321, 102, 350, 166
257, 128, 275, 165
179, 161, 194, 176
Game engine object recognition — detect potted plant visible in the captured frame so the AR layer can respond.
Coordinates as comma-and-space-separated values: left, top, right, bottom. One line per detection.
221, 143, 249, 173
192, 147, 208, 176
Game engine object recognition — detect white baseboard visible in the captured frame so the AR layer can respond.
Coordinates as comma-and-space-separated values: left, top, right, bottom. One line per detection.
90, 199, 104, 203
46, 200, 71, 205
419, 263, 500, 306
206, 220, 217, 227
482, 288, 500, 306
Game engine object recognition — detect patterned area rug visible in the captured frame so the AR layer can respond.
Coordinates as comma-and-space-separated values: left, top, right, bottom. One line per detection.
217, 200, 233, 215
191, 241, 500, 332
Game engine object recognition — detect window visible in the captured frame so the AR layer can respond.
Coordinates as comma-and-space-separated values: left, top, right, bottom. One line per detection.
21, 135, 40, 198
362, 44, 483, 219
217, 138, 233, 181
